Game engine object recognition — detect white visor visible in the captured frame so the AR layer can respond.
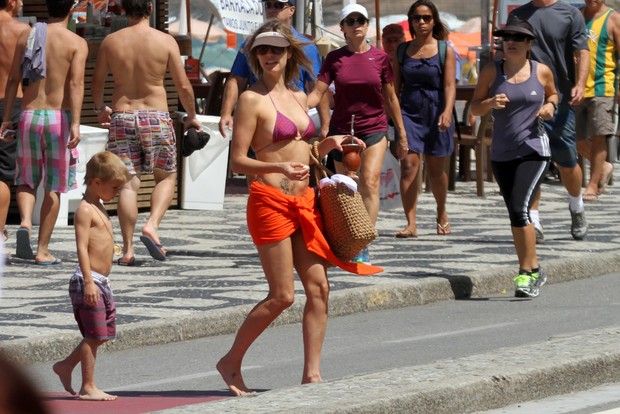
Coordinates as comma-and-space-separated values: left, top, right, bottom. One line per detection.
252, 31, 291, 49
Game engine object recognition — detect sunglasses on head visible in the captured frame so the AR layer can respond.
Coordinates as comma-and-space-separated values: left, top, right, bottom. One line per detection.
502, 33, 529, 42
344, 17, 368, 26
411, 14, 433, 23
255, 45, 287, 55
264, 2, 290, 9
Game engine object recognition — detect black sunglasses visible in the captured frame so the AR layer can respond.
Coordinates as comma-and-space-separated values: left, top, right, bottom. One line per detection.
411, 14, 433, 23
264, 2, 290, 9
502, 33, 529, 42
255, 45, 287, 55
343, 17, 368, 26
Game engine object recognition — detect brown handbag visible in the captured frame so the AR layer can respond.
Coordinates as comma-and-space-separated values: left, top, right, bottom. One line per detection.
310, 151, 377, 262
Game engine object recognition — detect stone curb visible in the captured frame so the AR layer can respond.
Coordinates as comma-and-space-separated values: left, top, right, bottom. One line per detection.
3, 250, 620, 365
154, 325, 620, 414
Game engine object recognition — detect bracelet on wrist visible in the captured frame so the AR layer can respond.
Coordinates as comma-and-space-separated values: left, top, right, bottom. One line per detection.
546, 101, 558, 112
94, 105, 107, 114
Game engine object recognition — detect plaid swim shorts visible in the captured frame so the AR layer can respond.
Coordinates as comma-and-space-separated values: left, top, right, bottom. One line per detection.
107, 110, 177, 175
16, 109, 77, 193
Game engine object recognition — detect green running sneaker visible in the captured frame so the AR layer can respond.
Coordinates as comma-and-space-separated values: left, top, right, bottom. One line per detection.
514, 272, 539, 298
530, 268, 547, 292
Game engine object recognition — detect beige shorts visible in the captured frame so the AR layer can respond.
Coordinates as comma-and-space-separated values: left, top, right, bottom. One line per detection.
575, 96, 616, 140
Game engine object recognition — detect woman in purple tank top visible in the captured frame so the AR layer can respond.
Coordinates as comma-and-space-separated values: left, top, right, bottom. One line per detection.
471, 16, 558, 298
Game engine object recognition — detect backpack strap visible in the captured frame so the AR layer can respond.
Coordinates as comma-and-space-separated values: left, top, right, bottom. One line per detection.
438, 39, 447, 70
397, 41, 410, 66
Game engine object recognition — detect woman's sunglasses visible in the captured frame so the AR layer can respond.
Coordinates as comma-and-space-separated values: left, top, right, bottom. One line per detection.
256, 45, 287, 56
343, 17, 368, 26
264, 2, 290, 9
411, 14, 433, 23
502, 33, 530, 42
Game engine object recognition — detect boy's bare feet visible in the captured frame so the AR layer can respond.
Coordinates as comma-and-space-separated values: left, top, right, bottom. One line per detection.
52, 362, 76, 395
78, 388, 117, 401
216, 358, 254, 397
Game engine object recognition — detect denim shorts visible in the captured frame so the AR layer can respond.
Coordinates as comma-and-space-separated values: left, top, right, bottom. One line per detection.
544, 103, 577, 168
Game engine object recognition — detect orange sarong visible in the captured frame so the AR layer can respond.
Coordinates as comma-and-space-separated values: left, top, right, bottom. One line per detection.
247, 181, 383, 276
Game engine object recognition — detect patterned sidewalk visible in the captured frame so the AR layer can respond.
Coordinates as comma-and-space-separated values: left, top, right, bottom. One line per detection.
1, 177, 619, 362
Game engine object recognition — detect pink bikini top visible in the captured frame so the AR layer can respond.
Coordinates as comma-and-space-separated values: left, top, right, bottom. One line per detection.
254, 92, 316, 153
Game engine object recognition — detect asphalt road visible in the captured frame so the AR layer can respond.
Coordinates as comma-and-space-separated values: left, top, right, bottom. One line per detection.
25, 271, 620, 413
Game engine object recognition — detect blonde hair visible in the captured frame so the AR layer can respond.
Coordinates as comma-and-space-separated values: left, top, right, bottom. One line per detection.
244, 20, 314, 88
84, 151, 130, 185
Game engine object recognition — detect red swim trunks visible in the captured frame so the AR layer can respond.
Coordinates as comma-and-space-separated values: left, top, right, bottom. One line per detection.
247, 180, 383, 275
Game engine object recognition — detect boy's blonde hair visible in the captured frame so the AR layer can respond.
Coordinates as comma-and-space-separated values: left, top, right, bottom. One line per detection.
84, 151, 130, 185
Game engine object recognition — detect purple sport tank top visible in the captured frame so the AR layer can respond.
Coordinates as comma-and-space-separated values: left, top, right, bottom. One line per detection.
488, 60, 550, 162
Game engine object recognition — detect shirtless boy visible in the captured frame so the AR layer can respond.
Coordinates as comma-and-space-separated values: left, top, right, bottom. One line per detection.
0, 0, 28, 245
92, 0, 202, 265
53, 151, 129, 401
1, 0, 87, 264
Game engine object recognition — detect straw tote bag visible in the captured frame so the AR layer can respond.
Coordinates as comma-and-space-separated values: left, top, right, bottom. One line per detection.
309, 151, 377, 262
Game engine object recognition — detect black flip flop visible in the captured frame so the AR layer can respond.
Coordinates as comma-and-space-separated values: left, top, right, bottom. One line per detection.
117, 256, 136, 266
15, 228, 35, 260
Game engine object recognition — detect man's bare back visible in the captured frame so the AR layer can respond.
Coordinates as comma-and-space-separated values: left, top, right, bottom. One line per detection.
95, 20, 185, 112
18, 23, 87, 110
0, 10, 28, 99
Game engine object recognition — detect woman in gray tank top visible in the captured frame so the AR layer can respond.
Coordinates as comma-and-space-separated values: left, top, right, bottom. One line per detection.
470, 16, 558, 299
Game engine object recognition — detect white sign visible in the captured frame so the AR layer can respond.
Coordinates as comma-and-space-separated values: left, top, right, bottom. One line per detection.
214, 0, 264, 34
498, 0, 584, 25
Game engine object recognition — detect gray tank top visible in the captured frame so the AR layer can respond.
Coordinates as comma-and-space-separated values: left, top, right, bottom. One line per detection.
489, 60, 550, 162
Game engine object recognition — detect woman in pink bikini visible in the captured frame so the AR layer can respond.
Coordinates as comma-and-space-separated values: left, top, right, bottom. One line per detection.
216, 20, 381, 397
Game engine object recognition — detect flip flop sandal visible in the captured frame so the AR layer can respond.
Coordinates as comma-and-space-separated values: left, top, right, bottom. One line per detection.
117, 256, 136, 266
35, 256, 62, 266
15, 227, 35, 260
140, 235, 166, 261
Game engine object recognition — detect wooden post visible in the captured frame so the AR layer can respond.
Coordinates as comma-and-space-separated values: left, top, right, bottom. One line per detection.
375, 0, 381, 49
185, 0, 191, 34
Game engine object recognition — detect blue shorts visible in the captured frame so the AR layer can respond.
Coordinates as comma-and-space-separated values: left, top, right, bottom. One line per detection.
544, 103, 577, 168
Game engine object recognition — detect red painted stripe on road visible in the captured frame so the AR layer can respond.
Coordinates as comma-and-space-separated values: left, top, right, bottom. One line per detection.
42, 392, 229, 414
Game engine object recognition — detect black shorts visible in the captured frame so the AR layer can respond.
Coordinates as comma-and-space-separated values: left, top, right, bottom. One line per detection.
0, 99, 20, 182
328, 130, 387, 162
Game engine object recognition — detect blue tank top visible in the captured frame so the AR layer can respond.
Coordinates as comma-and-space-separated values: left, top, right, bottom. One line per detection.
489, 60, 550, 162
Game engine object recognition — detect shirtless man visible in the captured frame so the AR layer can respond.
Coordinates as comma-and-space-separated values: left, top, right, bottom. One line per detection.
1, 0, 87, 264
92, 0, 201, 265
0, 0, 28, 247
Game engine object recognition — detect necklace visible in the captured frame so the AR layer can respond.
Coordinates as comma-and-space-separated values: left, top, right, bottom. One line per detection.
84, 196, 122, 256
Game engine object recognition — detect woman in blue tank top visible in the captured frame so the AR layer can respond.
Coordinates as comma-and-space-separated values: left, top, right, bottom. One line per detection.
393, 0, 457, 238
471, 16, 558, 298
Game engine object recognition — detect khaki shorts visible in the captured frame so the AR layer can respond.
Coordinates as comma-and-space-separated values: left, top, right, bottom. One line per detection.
575, 96, 616, 140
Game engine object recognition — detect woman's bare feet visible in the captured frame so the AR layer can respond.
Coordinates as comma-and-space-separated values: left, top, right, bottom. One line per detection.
78, 388, 117, 401
52, 361, 76, 395
301, 373, 322, 384
216, 358, 254, 396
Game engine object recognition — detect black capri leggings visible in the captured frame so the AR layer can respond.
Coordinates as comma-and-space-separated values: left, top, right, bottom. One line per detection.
492, 154, 550, 228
